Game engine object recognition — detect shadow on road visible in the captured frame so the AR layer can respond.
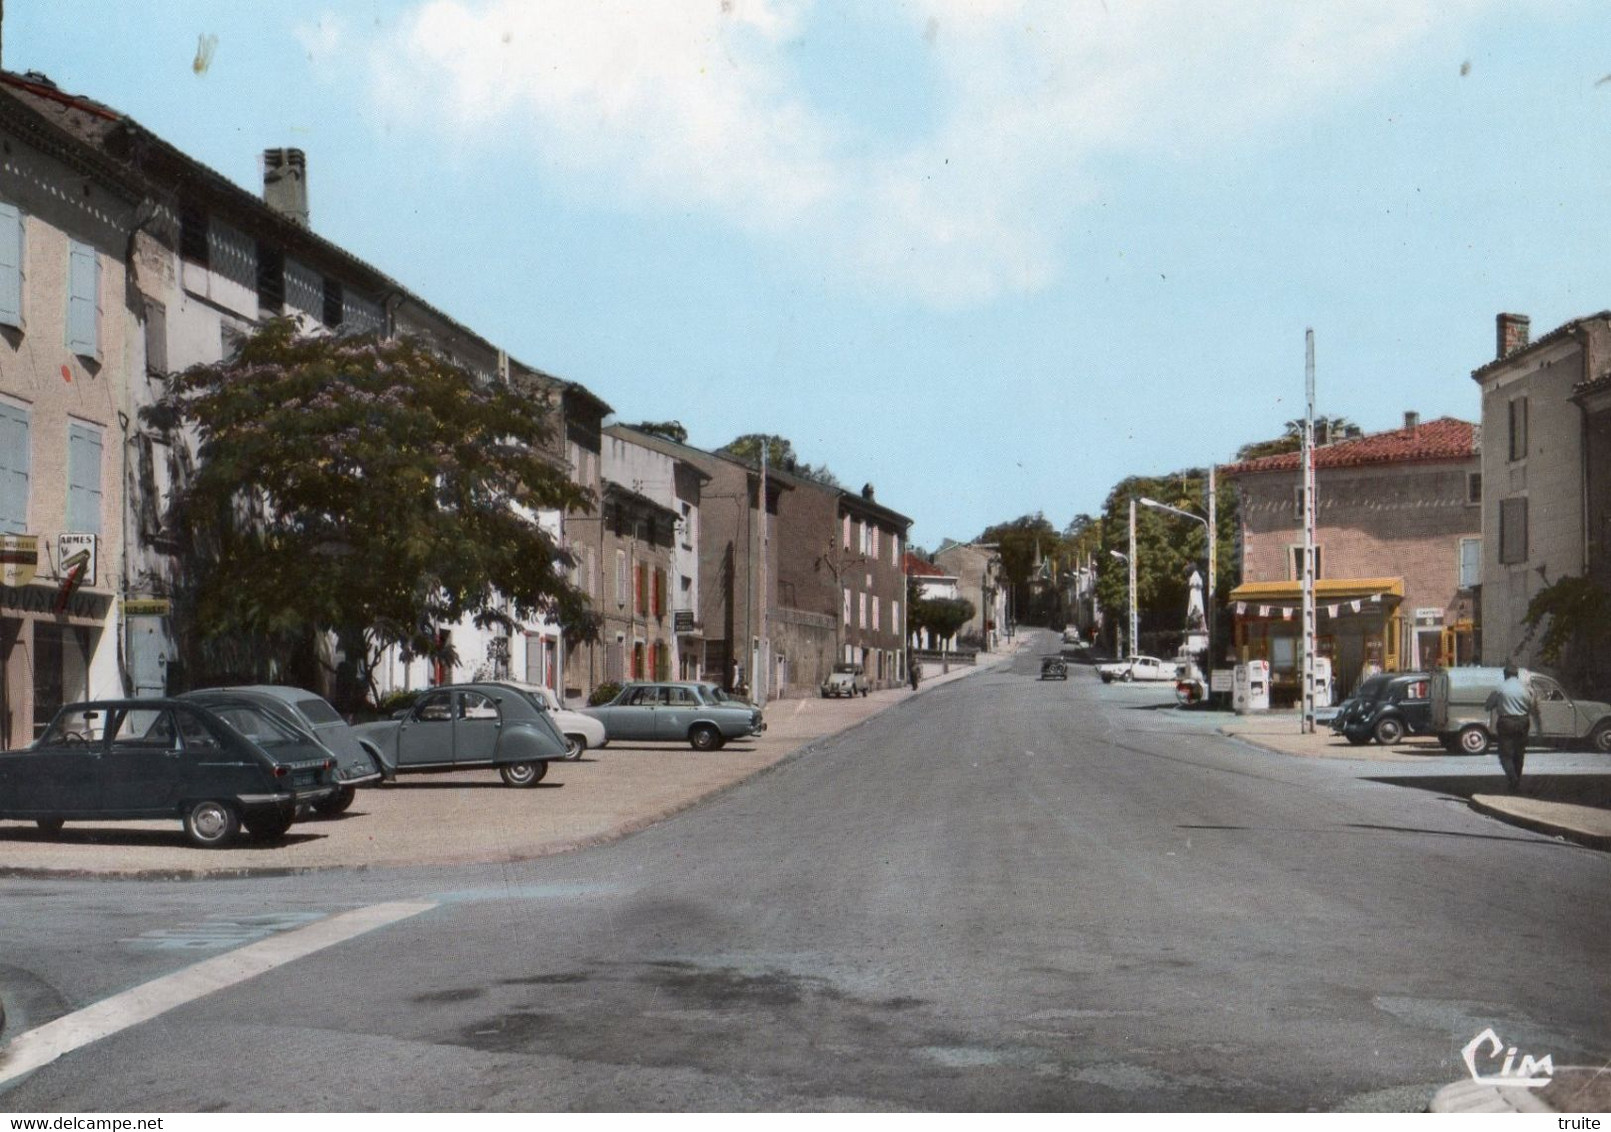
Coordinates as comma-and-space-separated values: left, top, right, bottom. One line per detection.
1364, 772, 1611, 806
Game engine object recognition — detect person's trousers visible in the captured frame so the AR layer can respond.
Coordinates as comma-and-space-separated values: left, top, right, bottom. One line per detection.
1495, 715, 1530, 789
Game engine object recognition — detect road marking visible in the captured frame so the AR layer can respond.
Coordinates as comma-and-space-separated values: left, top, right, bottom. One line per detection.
0, 901, 435, 1088
122, 911, 327, 951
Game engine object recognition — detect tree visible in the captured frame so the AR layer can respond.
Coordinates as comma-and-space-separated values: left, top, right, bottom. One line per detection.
145, 318, 599, 710
976, 513, 1063, 625
1521, 575, 1611, 692
625, 420, 688, 444
718, 433, 841, 487
907, 575, 976, 647
1233, 416, 1360, 462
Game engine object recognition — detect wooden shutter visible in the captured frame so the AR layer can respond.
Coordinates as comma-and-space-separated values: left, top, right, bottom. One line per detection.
0, 202, 23, 328
66, 240, 99, 357
0, 401, 28, 533
67, 423, 103, 535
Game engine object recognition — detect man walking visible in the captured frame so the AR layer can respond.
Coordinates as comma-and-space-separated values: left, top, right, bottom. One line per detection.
1484, 662, 1540, 792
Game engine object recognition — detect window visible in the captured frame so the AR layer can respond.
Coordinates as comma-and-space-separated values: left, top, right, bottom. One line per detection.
0, 200, 24, 329
1508, 397, 1528, 462
1288, 545, 1322, 580
615, 549, 628, 607
653, 567, 665, 618
342, 291, 385, 337
585, 546, 596, 598
66, 239, 99, 358
1499, 497, 1528, 564
1459, 537, 1481, 589
67, 422, 103, 535
858, 592, 867, 629
893, 599, 900, 632
1466, 471, 1482, 506
144, 299, 167, 376
208, 219, 257, 296
843, 588, 851, 625
0, 400, 28, 534
870, 526, 879, 559
872, 594, 881, 632
256, 243, 284, 312
283, 257, 322, 318
842, 513, 851, 551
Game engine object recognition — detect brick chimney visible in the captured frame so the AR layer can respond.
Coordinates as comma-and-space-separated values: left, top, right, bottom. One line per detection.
1496, 312, 1530, 360
1404, 411, 1419, 430
262, 148, 308, 228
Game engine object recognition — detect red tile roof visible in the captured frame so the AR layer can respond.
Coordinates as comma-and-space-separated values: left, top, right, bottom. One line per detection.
904, 552, 948, 577
1221, 417, 1477, 477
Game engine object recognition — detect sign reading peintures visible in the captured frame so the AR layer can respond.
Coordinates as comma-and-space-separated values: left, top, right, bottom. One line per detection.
57, 532, 97, 585
123, 598, 171, 616
0, 534, 38, 586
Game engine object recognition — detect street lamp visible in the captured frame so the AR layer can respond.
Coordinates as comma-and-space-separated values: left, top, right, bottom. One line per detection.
1139, 479, 1217, 681
1108, 548, 1133, 659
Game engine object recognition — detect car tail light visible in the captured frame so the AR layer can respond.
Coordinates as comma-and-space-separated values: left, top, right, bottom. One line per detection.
273, 764, 288, 778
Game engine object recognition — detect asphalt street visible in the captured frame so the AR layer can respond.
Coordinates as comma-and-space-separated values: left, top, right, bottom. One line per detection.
2, 633, 1608, 1111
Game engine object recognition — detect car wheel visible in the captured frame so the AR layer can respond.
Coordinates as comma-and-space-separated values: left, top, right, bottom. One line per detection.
313, 784, 356, 816
1373, 717, 1404, 746
36, 817, 64, 835
500, 760, 548, 787
1121, 670, 1134, 683
1458, 724, 1492, 755
689, 724, 722, 751
1100, 674, 1113, 684
183, 800, 241, 848
244, 812, 295, 841
564, 734, 588, 761
1439, 734, 1462, 753
1589, 720, 1611, 754
1345, 733, 1370, 746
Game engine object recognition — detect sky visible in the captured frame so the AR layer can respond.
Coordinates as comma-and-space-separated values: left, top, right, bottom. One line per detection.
9, 1, 1611, 550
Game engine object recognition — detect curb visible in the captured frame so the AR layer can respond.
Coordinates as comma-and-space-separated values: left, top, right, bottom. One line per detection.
1466, 795, 1611, 852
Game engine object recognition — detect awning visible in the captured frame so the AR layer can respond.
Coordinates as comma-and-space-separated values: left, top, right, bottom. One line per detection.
1229, 578, 1404, 604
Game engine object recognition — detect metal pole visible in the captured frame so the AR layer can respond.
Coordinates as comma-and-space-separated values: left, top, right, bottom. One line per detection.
1128, 498, 1138, 660
758, 442, 768, 706
1301, 330, 1317, 733
1207, 464, 1217, 683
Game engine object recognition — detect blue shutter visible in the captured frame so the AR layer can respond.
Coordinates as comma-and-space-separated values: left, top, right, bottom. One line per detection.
0, 203, 22, 329
66, 240, 99, 357
67, 423, 102, 535
0, 402, 28, 533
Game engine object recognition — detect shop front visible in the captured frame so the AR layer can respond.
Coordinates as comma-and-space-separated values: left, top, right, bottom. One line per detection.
1, 583, 114, 748
1229, 578, 1406, 704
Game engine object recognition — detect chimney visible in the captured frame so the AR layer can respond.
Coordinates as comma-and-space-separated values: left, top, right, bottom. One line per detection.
861, 483, 875, 500
1314, 419, 1330, 447
1496, 312, 1530, 360
1404, 411, 1419, 430
262, 148, 308, 227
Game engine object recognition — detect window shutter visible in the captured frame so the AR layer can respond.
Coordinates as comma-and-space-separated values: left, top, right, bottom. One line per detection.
66, 240, 99, 357
0, 401, 29, 533
0, 203, 23, 328
67, 422, 103, 535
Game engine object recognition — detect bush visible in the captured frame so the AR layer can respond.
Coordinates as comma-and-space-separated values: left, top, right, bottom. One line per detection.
588, 681, 623, 706
375, 689, 421, 717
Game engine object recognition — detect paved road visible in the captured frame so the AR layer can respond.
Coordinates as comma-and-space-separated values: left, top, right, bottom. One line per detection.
3, 634, 1607, 1110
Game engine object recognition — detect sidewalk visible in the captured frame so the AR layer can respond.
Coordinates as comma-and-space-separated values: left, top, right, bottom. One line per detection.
0, 642, 1025, 879
1220, 710, 1611, 850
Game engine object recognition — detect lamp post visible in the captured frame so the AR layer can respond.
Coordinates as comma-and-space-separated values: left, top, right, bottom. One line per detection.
1109, 548, 1133, 659
1138, 479, 1216, 682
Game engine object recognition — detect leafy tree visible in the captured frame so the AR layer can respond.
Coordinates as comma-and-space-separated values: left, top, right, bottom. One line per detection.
906, 573, 976, 647
1233, 416, 1359, 462
719, 433, 841, 487
145, 318, 599, 710
1521, 575, 1611, 691
976, 513, 1063, 625
625, 420, 688, 444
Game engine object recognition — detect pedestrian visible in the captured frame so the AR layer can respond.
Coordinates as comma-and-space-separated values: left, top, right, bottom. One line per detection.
908, 660, 922, 691
1484, 662, 1540, 792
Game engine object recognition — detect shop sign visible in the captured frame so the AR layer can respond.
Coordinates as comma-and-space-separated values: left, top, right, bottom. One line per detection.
0, 534, 38, 586
674, 610, 696, 633
1, 583, 106, 619
124, 598, 171, 616
1413, 607, 1444, 626
58, 532, 97, 585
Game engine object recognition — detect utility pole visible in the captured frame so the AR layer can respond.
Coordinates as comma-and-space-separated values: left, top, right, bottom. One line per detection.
758, 442, 769, 706
1207, 464, 1217, 679
1128, 497, 1138, 660
1301, 329, 1318, 734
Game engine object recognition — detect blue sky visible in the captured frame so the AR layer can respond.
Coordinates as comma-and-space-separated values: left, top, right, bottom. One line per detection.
10, 1, 1611, 549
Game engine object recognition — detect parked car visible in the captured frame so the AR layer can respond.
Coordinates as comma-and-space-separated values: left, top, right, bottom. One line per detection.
1097, 656, 1174, 683
820, 663, 870, 698
485, 681, 609, 759
0, 698, 336, 847
351, 682, 569, 785
1339, 672, 1432, 746
582, 682, 766, 750
1432, 666, 1611, 755
1329, 673, 1395, 742
1039, 656, 1068, 680
182, 685, 382, 814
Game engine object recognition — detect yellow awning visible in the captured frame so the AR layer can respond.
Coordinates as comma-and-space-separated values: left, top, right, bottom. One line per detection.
1228, 577, 1404, 603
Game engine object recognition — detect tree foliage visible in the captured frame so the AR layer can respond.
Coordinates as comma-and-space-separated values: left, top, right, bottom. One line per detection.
1233, 416, 1360, 462
718, 433, 841, 487
625, 420, 688, 444
146, 319, 599, 708
1522, 575, 1611, 681
906, 575, 975, 644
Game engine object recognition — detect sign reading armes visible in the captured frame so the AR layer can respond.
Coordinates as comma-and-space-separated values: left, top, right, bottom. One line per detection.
57, 532, 97, 585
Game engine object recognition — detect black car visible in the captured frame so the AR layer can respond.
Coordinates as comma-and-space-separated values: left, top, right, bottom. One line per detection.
1040, 656, 1068, 680
1330, 673, 1394, 744
0, 699, 337, 847
1341, 672, 1433, 746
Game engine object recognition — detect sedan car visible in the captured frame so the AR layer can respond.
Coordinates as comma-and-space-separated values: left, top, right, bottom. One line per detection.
487, 681, 609, 759
1039, 656, 1068, 680
582, 682, 766, 750
352, 682, 569, 785
1340, 672, 1433, 746
820, 663, 870, 698
1097, 655, 1175, 683
183, 685, 383, 814
0, 698, 336, 846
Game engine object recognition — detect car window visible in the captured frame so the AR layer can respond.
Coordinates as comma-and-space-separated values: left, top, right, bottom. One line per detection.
294, 696, 343, 725
1530, 677, 1567, 702
175, 708, 222, 750
626, 686, 656, 706
208, 703, 308, 748
667, 686, 697, 706
110, 708, 176, 748
37, 708, 106, 746
460, 691, 499, 719
413, 692, 454, 722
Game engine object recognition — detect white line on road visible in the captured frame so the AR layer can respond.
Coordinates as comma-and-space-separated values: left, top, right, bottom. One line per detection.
0, 901, 436, 1088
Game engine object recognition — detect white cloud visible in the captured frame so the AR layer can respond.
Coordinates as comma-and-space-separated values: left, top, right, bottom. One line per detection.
358, 0, 1497, 307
